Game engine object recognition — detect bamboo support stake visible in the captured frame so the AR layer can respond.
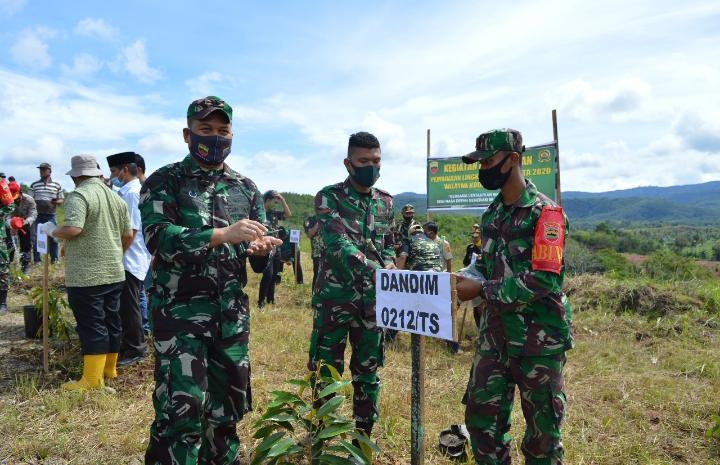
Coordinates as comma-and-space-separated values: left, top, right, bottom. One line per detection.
42, 252, 49, 373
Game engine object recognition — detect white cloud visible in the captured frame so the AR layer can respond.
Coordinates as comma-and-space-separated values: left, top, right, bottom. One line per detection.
0, 68, 185, 188
10, 28, 56, 69
61, 53, 103, 77
551, 78, 653, 123
185, 72, 224, 96
74, 18, 117, 40
0, 0, 25, 16
111, 40, 161, 83
673, 111, 720, 153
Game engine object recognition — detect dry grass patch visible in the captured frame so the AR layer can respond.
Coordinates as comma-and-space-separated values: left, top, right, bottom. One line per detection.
0, 262, 718, 464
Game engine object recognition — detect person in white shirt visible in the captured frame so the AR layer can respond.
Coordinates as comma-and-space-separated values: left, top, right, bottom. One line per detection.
107, 152, 151, 366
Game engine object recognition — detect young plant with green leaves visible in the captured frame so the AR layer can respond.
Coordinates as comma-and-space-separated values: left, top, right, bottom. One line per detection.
28, 287, 73, 340
251, 362, 379, 465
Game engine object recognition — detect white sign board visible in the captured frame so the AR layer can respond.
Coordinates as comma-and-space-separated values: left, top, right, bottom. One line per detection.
289, 229, 301, 244
36, 223, 48, 255
375, 269, 454, 341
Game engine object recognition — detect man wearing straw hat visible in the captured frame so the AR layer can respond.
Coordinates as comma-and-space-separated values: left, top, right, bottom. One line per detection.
42, 155, 133, 390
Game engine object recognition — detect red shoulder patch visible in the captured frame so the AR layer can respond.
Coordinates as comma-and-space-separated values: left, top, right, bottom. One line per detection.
532, 206, 565, 274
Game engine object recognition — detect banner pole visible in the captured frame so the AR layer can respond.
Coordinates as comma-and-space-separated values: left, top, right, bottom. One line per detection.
410, 332, 425, 465
552, 109, 562, 206
426, 129, 431, 222
42, 251, 49, 373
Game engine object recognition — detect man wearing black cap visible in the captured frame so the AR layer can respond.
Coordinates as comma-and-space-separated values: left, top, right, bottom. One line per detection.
456, 129, 573, 465
30, 162, 64, 264
107, 152, 150, 366
140, 96, 281, 464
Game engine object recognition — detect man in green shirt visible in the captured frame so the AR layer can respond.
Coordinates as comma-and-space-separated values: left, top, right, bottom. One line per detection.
45, 155, 133, 390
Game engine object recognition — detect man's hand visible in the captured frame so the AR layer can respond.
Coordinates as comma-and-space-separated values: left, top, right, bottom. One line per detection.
455, 274, 485, 302
219, 219, 268, 245
246, 235, 283, 256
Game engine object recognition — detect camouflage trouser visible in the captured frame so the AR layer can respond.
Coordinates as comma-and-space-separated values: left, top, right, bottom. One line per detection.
145, 330, 251, 465
308, 301, 384, 424
0, 241, 8, 291
463, 349, 566, 465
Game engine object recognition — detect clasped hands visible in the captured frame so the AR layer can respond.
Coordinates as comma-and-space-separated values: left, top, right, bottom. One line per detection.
220, 219, 283, 255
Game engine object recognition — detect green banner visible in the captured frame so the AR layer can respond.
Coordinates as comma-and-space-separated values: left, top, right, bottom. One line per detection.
426, 143, 558, 209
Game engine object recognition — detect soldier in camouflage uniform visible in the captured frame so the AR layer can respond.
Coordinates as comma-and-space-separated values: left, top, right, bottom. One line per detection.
309, 131, 395, 441
397, 223, 443, 272
0, 179, 16, 314
394, 203, 418, 253
304, 214, 324, 290
456, 129, 573, 465
140, 96, 282, 465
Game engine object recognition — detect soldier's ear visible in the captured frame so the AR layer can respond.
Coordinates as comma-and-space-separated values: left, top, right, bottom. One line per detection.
183, 128, 190, 144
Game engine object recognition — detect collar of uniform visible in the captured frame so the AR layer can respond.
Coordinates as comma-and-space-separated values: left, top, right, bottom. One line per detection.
343, 177, 380, 201
181, 154, 244, 182
493, 178, 537, 211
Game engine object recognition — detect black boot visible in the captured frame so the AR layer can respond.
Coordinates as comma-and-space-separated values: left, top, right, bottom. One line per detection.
0, 290, 8, 315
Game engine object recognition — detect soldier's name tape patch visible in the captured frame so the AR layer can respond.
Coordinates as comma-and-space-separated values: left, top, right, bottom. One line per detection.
376, 270, 455, 341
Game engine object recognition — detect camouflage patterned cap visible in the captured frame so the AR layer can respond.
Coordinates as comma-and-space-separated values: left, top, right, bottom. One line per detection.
402, 203, 415, 213
187, 96, 233, 123
461, 128, 524, 164
409, 223, 424, 235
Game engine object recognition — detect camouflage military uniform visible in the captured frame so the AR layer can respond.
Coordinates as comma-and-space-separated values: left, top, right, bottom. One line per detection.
140, 155, 267, 465
463, 180, 573, 465
309, 178, 394, 426
0, 202, 15, 293
395, 218, 417, 253
400, 232, 443, 272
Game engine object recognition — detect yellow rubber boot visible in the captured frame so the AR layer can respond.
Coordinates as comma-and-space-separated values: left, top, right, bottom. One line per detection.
104, 353, 119, 379
62, 354, 106, 391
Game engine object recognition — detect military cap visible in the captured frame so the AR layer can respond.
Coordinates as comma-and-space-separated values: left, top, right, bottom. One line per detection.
187, 96, 233, 123
462, 128, 525, 164
37, 162, 52, 169
402, 203, 415, 213
0, 172, 5, 178
107, 151, 138, 168
409, 223, 424, 235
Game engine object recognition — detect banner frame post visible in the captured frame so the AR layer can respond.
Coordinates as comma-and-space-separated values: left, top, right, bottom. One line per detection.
426, 129, 432, 222
410, 332, 425, 465
552, 109, 562, 206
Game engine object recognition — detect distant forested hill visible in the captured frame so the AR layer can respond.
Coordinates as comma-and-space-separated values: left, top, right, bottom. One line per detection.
392, 181, 720, 225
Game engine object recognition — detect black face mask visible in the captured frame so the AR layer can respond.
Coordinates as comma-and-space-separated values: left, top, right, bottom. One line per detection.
349, 163, 380, 188
188, 130, 232, 165
478, 153, 513, 190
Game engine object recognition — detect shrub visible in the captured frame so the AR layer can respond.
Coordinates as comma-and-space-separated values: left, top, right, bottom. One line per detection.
251, 362, 378, 465
565, 239, 603, 275
595, 248, 634, 278
641, 249, 713, 282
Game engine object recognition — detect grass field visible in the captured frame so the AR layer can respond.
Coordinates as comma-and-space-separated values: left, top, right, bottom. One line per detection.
0, 250, 719, 465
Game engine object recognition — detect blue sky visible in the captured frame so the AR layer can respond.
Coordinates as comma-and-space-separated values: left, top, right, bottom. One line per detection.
0, 0, 719, 195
